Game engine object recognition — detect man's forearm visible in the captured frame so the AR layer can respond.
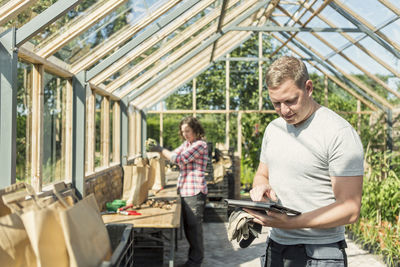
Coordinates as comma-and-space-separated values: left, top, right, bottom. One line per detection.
285, 198, 361, 229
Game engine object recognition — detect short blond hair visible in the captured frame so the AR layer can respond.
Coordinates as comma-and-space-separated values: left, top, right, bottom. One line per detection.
265, 56, 309, 90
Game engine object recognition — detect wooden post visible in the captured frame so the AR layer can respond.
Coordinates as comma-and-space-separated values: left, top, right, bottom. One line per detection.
357, 100, 361, 135
160, 103, 164, 146
324, 75, 328, 107
113, 101, 121, 163
225, 53, 230, 148
64, 80, 73, 182
101, 96, 110, 167
25, 67, 32, 180
237, 111, 242, 157
193, 78, 197, 117
136, 110, 142, 156
258, 32, 263, 111
128, 105, 135, 158
31, 64, 44, 192
86, 90, 95, 173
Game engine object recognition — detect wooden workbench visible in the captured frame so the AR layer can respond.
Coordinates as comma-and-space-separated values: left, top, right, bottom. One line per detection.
102, 171, 181, 267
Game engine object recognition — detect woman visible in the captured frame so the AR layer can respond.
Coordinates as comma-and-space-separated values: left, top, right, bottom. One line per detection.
149, 116, 208, 267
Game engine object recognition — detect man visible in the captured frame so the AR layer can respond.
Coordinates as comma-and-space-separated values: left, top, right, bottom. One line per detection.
245, 56, 364, 267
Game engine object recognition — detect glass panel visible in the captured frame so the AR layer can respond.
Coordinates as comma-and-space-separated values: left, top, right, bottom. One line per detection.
334, 0, 392, 28
387, 0, 400, 10
42, 72, 68, 185
55, 0, 169, 64
196, 113, 226, 145
359, 37, 399, 73
165, 81, 193, 110
105, 1, 219, 89
95, 94, 103, 168
0, 0, 12, 8
329, 54, 363, 74
319, 5, 355, 28
16, 60, 33, 183
342, 45, 391, 75
297, 32, 335, 56
380, 19, 400, 50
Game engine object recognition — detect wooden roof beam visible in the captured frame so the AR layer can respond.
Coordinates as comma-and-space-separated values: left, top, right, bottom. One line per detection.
271, 0, 324, 57
105, 0, 248, 94
0, 0, 36, 25
69, 0, 183, 74
303, 1, 400, 78
271, 33, 378, 111
330, 0, 400, 57
134, 0, 279, 109
90, 0, 217, 85
271, 14, 400, 99
378, 0, 400, 16
36, 0, 129, 58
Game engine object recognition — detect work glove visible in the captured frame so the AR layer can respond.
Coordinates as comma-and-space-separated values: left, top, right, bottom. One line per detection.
145, 138, 163, 152
227, 208, 262, 248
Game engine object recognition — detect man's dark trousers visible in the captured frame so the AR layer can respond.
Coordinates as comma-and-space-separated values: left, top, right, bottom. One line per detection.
261, 238, 348, 267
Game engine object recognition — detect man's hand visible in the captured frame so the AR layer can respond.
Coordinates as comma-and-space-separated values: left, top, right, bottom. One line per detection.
250, 184, 278, 202
243, 208, 297, 229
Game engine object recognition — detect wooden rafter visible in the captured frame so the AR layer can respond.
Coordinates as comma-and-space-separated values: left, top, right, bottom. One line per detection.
19, 45, 73, 78
0, 0, 36, 25
332, 0, 400, 53
36, 0, 128, 58
270, 13, 400, 99
70, 0, 183, 74
107, 0, 247, 94
90, 0, 216, 85
303, 1, 400, 78
133, 0, 280, 109
378, 0, 400, 16
271, 33, 378, 111
271, 0, 326, 57
119, 0, 268, 100
286, 30, 394, 109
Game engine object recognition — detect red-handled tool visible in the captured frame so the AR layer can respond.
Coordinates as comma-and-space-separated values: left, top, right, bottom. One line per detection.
119, 210, 141, 215
118, 204, 133, 211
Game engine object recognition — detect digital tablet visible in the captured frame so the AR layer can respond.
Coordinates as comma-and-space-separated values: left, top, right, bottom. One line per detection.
224, 199, 301, 216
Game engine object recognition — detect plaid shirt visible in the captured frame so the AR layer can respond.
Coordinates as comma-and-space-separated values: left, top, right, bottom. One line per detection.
171, 140, 208, 197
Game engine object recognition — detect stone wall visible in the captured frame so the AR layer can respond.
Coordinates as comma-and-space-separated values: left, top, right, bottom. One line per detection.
85, 165, 123, 211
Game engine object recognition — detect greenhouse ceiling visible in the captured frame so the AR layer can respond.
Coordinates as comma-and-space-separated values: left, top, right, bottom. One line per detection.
1, 0, 399, 111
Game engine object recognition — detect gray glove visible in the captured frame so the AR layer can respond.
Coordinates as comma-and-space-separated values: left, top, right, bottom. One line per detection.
227, 208, 259, 242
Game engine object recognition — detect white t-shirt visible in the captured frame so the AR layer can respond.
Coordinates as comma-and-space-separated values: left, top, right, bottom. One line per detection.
260, 106, 364, 245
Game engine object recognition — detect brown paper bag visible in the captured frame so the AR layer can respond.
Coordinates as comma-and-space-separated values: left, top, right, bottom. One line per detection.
58, 194, 111, 267
0, 183, 40, 267
0, 212, 37, 267
122, 158, 148, 205
21, 201, 69, 267
213, 161, 226, 184
148, 157, 166, 191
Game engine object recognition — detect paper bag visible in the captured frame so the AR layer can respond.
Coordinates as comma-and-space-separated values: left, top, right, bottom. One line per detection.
213, 161, 226, 184
0, 183, 40, 267
122, 158, 148, 205
0, 213, 37, 267
148, 157, 166, 191
58, 194, 111, 267
21, 201, 69, 267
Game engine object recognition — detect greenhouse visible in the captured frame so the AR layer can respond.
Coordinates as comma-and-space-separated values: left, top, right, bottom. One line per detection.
0, 0, 399, 266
